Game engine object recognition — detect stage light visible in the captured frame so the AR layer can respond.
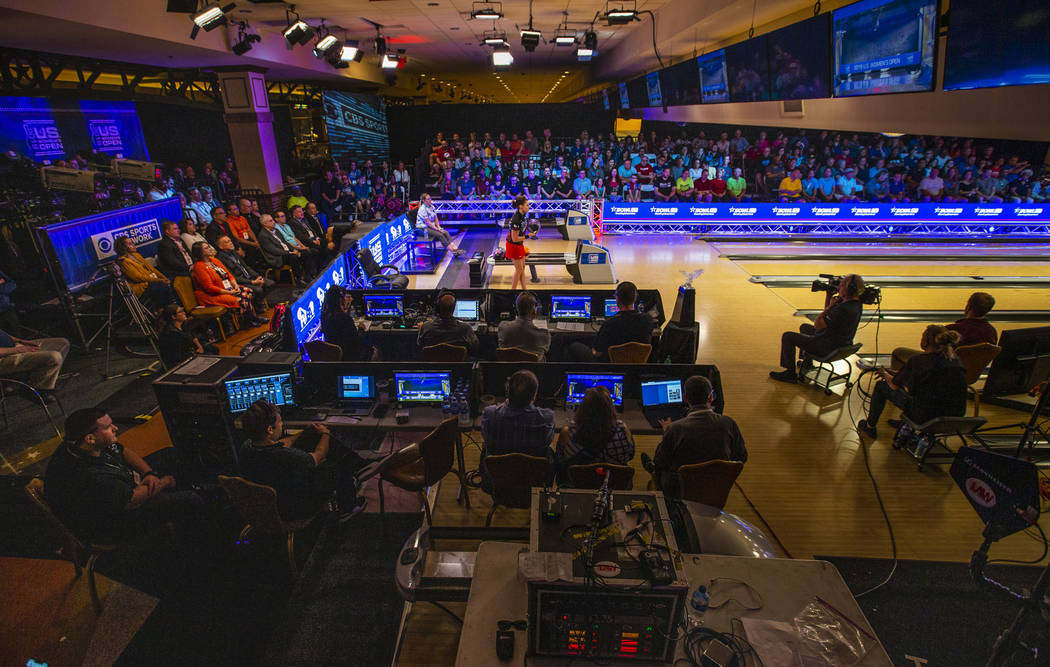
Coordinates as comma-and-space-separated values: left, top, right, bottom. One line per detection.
375, 35, 387, 56
492, 45, 513, 68
471, 1, 503, 19
483, 30, 508, 46
520, 29, 541, 51
284, 19, 315, 46
231, 22, 261, 55
584, 31, 598, 51
314, 34, 340, 59
190, 3, 234, 40
554, 31, 576, 46
576, 47, 594, 61
340, 40, 364, 62
603, 7, 638, 25
382, 50, 406, 69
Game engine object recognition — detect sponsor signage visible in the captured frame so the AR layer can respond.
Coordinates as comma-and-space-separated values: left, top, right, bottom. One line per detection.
291, 253, 350, 347
90, 218, 162, 260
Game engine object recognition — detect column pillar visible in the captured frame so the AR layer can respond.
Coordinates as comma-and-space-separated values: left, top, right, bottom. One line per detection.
216, 68, 284, 210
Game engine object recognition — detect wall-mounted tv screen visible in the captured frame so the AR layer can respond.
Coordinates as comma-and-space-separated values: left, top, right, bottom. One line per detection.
767, 14, 831, 100
618, 82, 630, 109
645, 72, 663, 107
943, 0, 1050, 91
832, 0, 937, 97
626, 77, 649, 108
659, 58, 701, 106
697, 50, 730, 103
322, 91, 390, 163
727, 35, 771, 102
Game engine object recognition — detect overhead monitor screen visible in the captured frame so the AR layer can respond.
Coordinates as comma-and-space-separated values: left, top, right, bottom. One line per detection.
322, 91, 390, 164
727, 35, 771, 102
659, 58, 701, 106
943, 0, 1050, 91
697, 50, 730, 103
832, 0, 937, 97
767, 14, 832, 100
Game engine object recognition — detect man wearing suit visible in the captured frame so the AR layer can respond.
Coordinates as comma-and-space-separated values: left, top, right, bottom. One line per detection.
204, 207, 241, 255
215, 235, 273, 314
257, 214, 306, 287
288, 205, 325, 263
156, 220, 194, 278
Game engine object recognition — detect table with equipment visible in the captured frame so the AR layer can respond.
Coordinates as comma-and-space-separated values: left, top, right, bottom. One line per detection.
487, 240, 618, 285
454, 483, 891, 666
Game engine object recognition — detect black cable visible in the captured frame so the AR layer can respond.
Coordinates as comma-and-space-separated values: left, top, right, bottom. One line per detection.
429, 601, 464, 624
987, 522, 1049, 565
732, 481, 793, 559
638, 11, 665, 69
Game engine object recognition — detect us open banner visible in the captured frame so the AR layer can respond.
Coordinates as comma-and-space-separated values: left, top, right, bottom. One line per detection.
39, 198, 181, 292
601, 201, 1050, 223
0, 96, 149, 162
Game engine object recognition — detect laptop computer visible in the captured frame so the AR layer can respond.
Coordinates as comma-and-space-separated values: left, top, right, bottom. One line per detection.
337, 374, 375, 415
550, 295, 592, 332
455, 298, 482, 330
640, 379, 687, 429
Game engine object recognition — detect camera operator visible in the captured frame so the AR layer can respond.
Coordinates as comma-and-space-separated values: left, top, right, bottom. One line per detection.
770, 274, 865, 384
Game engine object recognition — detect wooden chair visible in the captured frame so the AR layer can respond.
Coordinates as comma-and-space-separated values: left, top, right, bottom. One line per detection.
173, 276, 231, 340
954, 343, 1002, 416
567, 462, 635, 490
676, 460, 744, 510
217, 475, 320, 577
304, 340, 342, 362
264, 263, 297, 285
24, 478, 119, 614
483, 453, 549, 527
608, 341, 652, 364
496, 347, 541, 362
358, 417, 461, 531
422, 343, 468, 362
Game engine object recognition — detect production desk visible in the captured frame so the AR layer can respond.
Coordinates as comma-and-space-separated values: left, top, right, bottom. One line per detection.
455, 542, 893, 666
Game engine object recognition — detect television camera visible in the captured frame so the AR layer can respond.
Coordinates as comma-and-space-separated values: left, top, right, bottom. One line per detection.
811, 273, 881, 305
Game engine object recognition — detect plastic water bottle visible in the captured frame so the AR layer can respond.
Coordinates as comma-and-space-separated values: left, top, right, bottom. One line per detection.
686, 585, 709, 630
458, 402, 471, 428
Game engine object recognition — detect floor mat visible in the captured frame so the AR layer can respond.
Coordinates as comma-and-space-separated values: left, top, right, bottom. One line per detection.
817, 555, 1050, 666
265, 513, 422, 666
436, 229, 502, 290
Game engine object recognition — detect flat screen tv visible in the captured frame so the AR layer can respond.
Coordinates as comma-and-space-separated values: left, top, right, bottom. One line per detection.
832, 0, 937, 97
943, 0, 1050, 91
697, 50, 729, 103
727, 35, 771, 102
658, 59, 701, 106
766, 14, 832, 100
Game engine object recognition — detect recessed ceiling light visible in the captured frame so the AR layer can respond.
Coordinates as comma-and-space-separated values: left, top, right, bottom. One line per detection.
450, 26, 460, 30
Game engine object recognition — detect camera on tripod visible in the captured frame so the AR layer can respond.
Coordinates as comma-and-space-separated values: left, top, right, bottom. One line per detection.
811, 273, 881, 305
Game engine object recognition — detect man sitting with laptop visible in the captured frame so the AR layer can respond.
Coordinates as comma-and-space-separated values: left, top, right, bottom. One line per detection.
417, 293, 478, 358
497, 292, 551, 360
643, 376, 747, 499
479, 369, 556, 492
568, 281, 654, 362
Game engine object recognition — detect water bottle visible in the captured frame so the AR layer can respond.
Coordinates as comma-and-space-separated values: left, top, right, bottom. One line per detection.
442, 397, 451, 419
686, 585, 709, 630
458, 402, 471, 428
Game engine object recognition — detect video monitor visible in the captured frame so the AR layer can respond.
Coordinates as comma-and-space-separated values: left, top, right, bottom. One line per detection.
550, 295, 592, 320
943, 0, 1050, 91
394, 371, 452, 403
454, 299, 480, 321
338, 375, 374, 400
659, 58, 701, 106
645, 71, 663, 107
832, 0, 937, 97
697, 49, 730, 103
618, 82, 630, 109
641, 380, 684, 407
727, 35, 770, 102
566, 373, 624, 406
364, 294, 403, 319
626, 77, 649, 108
225, 372, 294, 413
767, 14, 831, 100
604, 298, 619, 317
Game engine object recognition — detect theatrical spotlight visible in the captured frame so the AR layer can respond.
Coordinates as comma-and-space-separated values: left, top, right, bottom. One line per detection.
231, 22, 261, 55
470, 1, 503, 20
314, 31, 340, 60
520, 29, 541, 51
381, 49, 406, 70
577, 30, 597, 60
374, 34, 387, 56
283, 10, 315, 47
483, 30, 508, 46
190, 3, 234, 40
492, 44, 513, 69
603, 2, 638, 25
554, 30, 576, 46
340, 40, 364, 63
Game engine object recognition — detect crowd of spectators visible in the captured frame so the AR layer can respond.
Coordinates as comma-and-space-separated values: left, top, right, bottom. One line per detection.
422, 127, 1048, 204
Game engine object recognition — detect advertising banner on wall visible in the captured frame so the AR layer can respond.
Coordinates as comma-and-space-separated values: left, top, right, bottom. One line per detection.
0, 96, 149, 162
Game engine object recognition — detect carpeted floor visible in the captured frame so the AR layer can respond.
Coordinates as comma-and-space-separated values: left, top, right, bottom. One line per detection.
819, 555, 1050, 666
265, 513, 422, 667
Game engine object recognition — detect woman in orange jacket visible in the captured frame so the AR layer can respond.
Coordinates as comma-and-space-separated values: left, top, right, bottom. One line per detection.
188, 241, 268, 327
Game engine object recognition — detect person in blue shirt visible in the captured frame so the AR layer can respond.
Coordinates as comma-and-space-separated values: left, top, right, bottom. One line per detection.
479, 370, 555, 492
617, 157, 636, 181
572, 170, 593, 198
865, 170, 890, 202
801, 169, 819, 201
816, 167, 837, 202
457, 170, 476, 199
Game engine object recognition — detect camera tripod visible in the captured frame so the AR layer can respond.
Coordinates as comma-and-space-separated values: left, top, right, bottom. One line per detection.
96, 262, 162, 380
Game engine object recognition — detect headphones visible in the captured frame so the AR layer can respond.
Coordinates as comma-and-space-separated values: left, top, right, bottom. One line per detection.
846, 274, 864, 298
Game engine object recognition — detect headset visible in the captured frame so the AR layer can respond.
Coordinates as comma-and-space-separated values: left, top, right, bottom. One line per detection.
845, 274, 865, 299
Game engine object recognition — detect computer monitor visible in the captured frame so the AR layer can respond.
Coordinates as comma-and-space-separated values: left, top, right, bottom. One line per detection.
641, 380, 684, 407
550, 295, 592, 320
604, 298, 619, 317
225, 372, 294, 413
454, 299, 480, 321
364, 294, 404, 319
566, 373, 624, 406
394, 371, 452, 403
337, 375, 374, 400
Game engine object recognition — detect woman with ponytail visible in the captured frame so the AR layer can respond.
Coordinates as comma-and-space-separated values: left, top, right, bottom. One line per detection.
858, 325, 968, 439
